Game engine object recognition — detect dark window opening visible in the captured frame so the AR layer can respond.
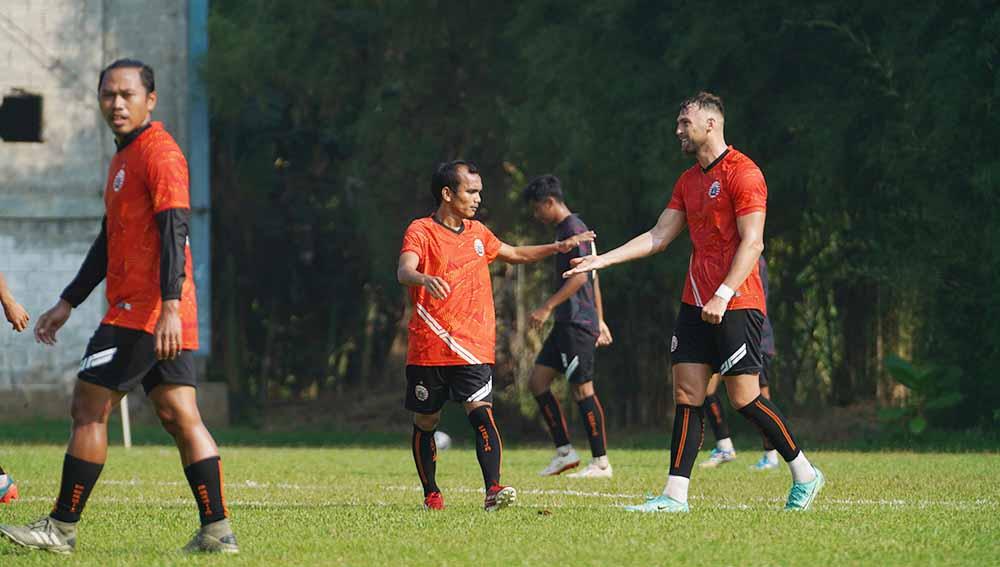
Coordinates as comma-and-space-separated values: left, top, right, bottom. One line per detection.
0, 91, 43, 142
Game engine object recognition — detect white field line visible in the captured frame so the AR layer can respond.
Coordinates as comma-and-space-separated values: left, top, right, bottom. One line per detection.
10, 481, 996, 510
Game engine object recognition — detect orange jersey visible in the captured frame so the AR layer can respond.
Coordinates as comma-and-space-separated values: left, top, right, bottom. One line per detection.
400, 217, 503, 365
102, 122, 199, 348
667, 147, 767, 313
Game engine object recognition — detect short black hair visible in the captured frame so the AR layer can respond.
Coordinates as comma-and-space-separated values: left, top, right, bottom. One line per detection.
430, 160, 479, 205
679, 91, 724, 117
98, 58, 155, 94
521, 174, 564, 204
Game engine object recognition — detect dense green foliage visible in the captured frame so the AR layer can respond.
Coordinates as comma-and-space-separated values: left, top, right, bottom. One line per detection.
201, 1, 1000, 429
1, 438, 998, 565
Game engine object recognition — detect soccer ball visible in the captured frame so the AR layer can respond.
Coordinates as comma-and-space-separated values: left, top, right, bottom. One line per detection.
433, 431, 452, 450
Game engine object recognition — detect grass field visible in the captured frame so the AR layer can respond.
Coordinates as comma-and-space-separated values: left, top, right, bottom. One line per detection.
1, 430, 998, 566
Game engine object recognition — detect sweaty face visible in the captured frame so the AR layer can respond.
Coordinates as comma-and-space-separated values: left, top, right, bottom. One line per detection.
99, 67, 156, 139
445, 168, 483, 219
675, 105, 708, 155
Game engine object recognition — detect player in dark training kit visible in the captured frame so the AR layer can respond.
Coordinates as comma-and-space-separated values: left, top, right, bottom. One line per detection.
0, 271, 30, 504
700, 255, 782, 470
522, 175, 615, 478
566, 92, 824, 512
0, 60, 237, 554
398, 161, 595, 511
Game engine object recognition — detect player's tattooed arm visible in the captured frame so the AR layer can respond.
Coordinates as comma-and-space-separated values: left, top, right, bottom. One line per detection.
564, 208, 686, 277
496, 230, 596, 264
0, 272, 29, 332
397, 251, 450, 300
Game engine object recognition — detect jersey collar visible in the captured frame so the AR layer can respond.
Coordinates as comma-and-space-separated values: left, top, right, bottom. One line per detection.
700, 147, 731, 173
431, 214, 465, 234
114, 122, 153, 152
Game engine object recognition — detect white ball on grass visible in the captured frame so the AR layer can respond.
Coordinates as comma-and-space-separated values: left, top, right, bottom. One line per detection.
433, 430, 452, 450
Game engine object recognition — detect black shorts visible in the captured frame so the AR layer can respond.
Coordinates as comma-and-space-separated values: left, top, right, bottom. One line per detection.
535, 323, 596, 384
670, 303, 764, 376
759, 353, 773, 387
404, 364, 494, 414
78, 324, 197, 395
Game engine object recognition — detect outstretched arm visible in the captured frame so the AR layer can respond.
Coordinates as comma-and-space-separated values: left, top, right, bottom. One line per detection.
700, 211, 765, 324
563, 207, 686, 277
495, 230, 595, 265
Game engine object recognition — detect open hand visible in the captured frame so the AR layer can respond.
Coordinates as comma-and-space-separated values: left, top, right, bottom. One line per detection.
563, 254, 607, 278
556, 231, 596, 254
34, 299, 72, 345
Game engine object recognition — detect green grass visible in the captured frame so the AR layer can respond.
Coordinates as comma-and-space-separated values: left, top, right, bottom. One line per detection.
1, 435, 998, 565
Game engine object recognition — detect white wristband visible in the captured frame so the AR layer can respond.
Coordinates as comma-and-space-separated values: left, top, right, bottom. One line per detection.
714, 284, 735, 302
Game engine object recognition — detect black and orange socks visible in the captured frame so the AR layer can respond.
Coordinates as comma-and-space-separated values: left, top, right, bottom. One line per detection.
184, 456, 229, 526
534, 391, 571, 448
467, 406, 502, 489
703, 393, 730, 442
576, 395, 607, 458
668, 404, 704, 478
738, 395, 799, 461
412, 425, 440, 496
51, 453, 103, 523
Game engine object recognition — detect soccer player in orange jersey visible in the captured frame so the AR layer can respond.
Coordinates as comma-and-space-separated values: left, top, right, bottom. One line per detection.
0, 271, 30, 504
566, 92, 824, 512
398, 160, 595, 511
0, 60, 237, 554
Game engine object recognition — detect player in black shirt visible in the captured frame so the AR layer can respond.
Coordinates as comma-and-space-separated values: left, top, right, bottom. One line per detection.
522, 175, 614, 478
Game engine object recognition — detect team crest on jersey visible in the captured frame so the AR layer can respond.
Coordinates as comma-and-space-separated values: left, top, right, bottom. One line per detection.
671, 335, 678, 352
708, 181, 721, 198
474, 238, 485, 257
415, 384, 429, 402
113, 167, 126, 192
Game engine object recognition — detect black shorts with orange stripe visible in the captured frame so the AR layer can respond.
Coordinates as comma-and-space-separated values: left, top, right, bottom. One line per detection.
404, 364, 494, 414
670, 303, 764, 376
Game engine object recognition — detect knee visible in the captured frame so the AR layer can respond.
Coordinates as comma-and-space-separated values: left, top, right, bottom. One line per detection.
414, 413, 440, 431
156, 404, 202, 437
571, 381, 594, 401
70, 399, 111, 429
674, 382, 705, 407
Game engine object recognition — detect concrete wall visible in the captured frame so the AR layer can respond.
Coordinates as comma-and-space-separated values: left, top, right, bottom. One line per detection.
0, 1, 222, 417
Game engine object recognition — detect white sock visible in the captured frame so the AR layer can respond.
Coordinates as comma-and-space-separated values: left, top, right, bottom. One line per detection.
556, 444, 574, 456
717, 437, 734, 452
788, 452, 816, 483
765, 450, 779, 464
593, 455, 609, 468
662, 475, 690, 503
